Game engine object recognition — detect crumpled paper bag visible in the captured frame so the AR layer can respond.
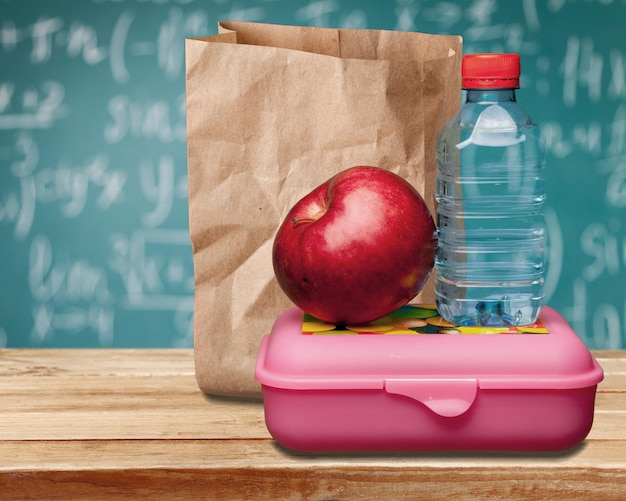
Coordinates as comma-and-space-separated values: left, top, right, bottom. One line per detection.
186, 21, 462, 398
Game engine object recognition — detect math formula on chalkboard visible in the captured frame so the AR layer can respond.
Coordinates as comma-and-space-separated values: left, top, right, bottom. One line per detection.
1, 0, 625, 349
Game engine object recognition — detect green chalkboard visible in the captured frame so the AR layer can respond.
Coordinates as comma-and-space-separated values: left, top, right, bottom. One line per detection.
1, 0, 625, 349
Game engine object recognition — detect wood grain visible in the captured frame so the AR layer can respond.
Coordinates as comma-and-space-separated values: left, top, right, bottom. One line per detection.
0, 349, 624, 500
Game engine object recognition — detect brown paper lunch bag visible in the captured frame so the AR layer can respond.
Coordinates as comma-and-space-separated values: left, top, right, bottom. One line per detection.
185, 21, 462, 398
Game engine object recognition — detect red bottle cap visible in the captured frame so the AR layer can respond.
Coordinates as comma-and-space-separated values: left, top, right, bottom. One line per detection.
462, 53, 520, 89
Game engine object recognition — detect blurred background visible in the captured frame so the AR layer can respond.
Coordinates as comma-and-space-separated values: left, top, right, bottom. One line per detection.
1, 0, 624, 349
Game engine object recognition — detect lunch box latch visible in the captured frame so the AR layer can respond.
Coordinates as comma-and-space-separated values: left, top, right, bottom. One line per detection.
384, 379, 478, 418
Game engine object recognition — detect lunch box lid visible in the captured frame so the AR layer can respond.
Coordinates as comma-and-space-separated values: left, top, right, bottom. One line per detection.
255, 305, 604, 415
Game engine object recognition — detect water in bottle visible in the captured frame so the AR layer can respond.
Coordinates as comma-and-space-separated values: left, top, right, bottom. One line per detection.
434, 53, 546, 327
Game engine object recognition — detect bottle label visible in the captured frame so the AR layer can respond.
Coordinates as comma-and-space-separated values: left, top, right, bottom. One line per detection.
457, 105, 526, 149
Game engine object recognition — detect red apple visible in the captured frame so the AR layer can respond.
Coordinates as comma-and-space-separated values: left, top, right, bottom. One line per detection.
272, 166, 436, 324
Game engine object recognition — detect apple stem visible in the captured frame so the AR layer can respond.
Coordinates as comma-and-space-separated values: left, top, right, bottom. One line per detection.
290, 205, 327, 227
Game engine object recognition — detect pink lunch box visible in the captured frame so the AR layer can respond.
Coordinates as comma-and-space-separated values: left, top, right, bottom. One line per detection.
255, 304, 604, 452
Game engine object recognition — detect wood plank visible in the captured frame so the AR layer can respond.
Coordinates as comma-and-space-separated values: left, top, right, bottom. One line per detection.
0, 437, 623, 471
0, 439, 624, 501
0, 408, 269, 441
595, 391, 626, 410
1, 467, 624, 501
1, 401, 619, 442
593, 351, 626, 360
0, 349, 196, 376
587, 412, 626, 440
9, 377, 617, 412
0, 349, 621, 383
595, 355, 626, 391
0, 379, 268, 440
0, 349, 623, 441
0, 349, 625, 500
1, 349, 621, 381
1, 378, 621, 441
3, 408, 620, 441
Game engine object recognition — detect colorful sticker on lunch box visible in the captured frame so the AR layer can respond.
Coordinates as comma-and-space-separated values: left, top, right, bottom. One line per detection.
301, 305, 549, 336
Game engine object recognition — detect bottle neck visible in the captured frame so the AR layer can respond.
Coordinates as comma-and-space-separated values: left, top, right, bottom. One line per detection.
465, 88, 517, 103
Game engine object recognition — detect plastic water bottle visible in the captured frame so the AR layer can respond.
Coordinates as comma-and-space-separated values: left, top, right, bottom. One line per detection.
434, 53, 546, 327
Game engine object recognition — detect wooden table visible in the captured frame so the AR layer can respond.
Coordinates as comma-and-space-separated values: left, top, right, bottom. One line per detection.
0, 349, 624, 500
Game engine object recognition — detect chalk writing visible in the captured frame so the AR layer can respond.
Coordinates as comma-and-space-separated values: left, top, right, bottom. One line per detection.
103, 94, 186, 144
0, 16, 106, 65
561, 37, 626, 107
109, 9, 133, 84
581, 219, 624, 282
1, 9, 206, 86
607, 103, 626, 156
29, 17, 64, 63
562, 278, 624, 350
29, 234, 110, 304
0, 80, 68, 129
30, 302, 115, 346
109, 7, 210, 83
560, 216, 626, 349
139, 155, 187, 227
1, 0, 625, 349
108, 229, 193, 311
295, 0, 339, 27
37, 154, 126, 218
157, 7, 210, 79
28, 234, 114, 345
605, 161, 626, 208
3, 132, 38, 239
541, 101, 626, 162
1, 134, 127, 239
